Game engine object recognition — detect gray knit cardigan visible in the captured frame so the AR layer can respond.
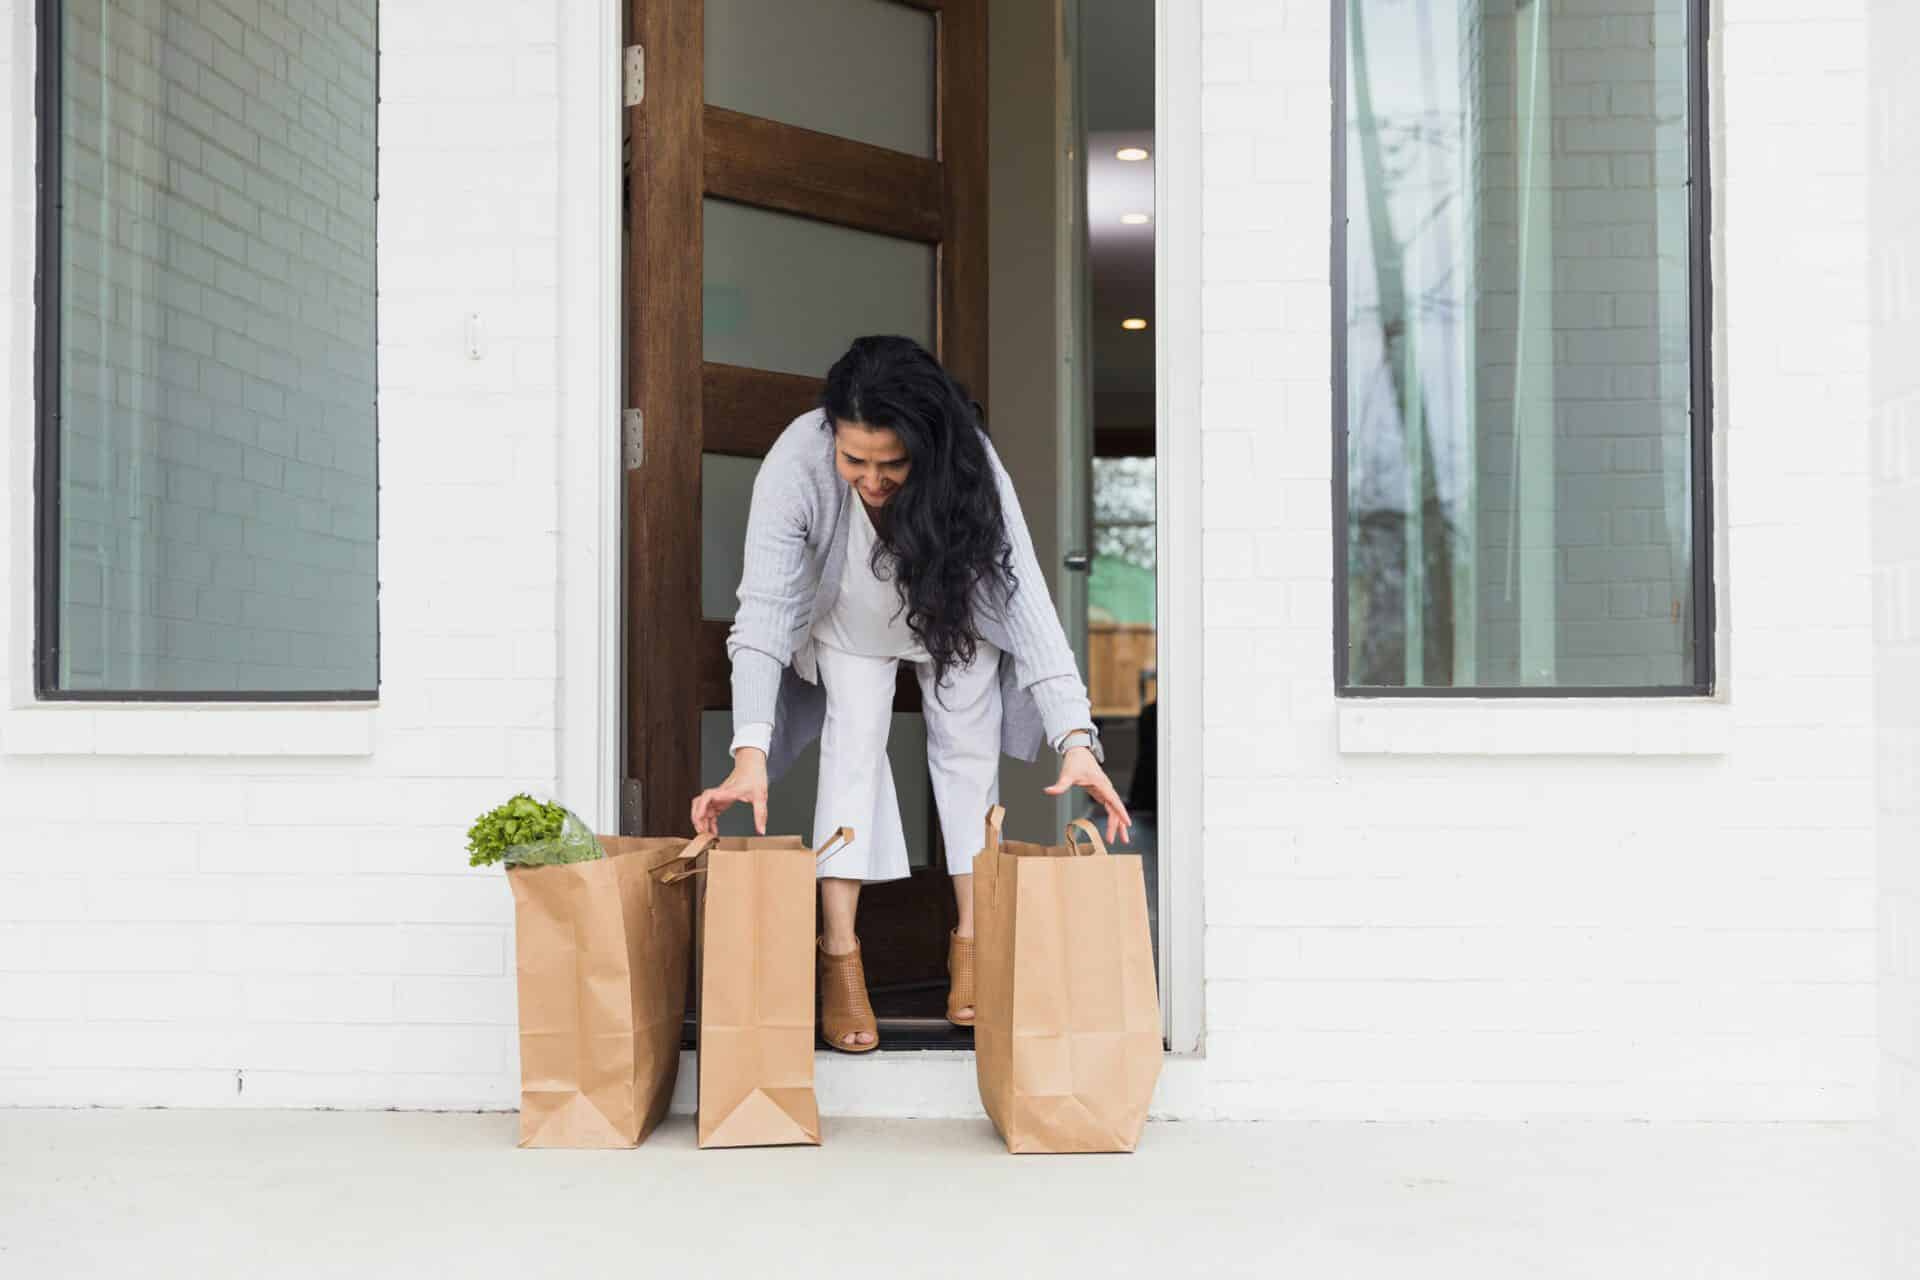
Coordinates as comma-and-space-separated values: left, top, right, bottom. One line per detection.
727, 409, 1101, 781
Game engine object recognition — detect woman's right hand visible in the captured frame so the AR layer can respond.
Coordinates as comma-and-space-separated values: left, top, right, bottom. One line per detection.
690, 748, 769, 835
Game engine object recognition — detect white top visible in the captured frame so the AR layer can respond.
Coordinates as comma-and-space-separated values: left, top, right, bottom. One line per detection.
726, 467, 1095, 762
724, 409, 1101, 771
729, 489, 923, 758
808, 489, 929, 662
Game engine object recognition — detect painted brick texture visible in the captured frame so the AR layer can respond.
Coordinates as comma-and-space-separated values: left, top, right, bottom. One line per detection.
1868, 0, 1920, 1154
0, 0, 1899, 1124
0, 0, 562, 1109
1197, 0, 1878, 1119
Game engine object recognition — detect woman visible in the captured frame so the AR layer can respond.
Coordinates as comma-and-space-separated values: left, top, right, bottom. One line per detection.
690, 335, 1131, 1054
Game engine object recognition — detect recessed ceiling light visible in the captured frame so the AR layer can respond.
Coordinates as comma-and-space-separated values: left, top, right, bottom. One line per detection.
1115, 146, 1150, 162
1120, 212, 1152, 225
1121, 317, 1149, 331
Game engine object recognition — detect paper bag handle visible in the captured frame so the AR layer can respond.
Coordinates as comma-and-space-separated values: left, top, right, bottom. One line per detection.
1064, 818, 1109, 857
813, 826, 856, 870
983, 804, 1006, 854
652, 832, 718, 883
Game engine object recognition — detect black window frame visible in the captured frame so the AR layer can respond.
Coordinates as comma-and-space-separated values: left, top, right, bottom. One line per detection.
1330, 0, 1715, 699
32, 0, 381, 702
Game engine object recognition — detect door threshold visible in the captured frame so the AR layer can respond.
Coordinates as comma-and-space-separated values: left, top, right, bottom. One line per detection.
679, 1019, 974, 1052
872, 1018, 974, 1051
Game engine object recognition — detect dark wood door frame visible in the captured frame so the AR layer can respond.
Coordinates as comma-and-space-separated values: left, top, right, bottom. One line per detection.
623, 0, 988, 836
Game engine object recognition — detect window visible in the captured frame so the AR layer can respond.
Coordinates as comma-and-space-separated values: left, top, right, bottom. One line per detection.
1335, 0, 1711, 694
36, 0, 379, 698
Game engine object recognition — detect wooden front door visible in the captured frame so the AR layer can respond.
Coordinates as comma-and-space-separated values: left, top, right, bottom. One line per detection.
621, 1, 988, 951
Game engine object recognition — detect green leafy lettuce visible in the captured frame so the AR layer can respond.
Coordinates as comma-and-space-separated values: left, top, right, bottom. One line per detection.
466, 793, 602, 869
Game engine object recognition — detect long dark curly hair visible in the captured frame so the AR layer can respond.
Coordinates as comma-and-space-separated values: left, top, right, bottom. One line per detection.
820, 335, 1017, 688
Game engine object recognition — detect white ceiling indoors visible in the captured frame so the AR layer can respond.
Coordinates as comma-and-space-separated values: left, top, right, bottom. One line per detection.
1081, 0, 1155, 435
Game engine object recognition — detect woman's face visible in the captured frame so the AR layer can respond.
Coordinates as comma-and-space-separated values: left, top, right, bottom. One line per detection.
832, 420, 911, 509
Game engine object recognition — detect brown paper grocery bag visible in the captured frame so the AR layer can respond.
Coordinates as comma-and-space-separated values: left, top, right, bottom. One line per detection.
973, 807, 1163, 1153
662, 827, 853, 1149
507, 833, 703, 1148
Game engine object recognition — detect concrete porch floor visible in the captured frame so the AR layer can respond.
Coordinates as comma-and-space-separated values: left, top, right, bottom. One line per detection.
3, 1110, 1917, 1278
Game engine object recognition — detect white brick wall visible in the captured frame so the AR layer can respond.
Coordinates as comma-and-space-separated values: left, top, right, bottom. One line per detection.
1869, 0, 1920, 1153
1194, 0, 1878, 1120
0, 0, 1897, 1123
0, 0, 564, 1108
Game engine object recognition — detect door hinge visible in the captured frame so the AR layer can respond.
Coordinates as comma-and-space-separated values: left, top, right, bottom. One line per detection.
621, 779, 644, 835
624, 44, 645, 107
623, 408, 643, 470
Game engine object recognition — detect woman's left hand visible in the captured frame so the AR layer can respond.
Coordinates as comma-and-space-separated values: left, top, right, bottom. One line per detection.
1044, 745, 1132, 846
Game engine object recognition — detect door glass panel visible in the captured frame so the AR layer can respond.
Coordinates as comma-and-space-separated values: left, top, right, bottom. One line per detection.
705, 0, 935, 158
701, 710, 934, 871
702, 453, 761, 621
703, 200, 935, 379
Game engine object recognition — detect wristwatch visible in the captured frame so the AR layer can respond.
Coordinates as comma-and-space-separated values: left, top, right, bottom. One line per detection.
1055, 727, 1096, 755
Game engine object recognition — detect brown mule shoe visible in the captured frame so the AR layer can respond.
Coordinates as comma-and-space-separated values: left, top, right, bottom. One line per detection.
818, 938, 879, 1053
946, 929, 976, 1027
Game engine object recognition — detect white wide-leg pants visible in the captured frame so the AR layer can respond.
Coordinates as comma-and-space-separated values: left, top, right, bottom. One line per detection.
812, 638, 1003, 882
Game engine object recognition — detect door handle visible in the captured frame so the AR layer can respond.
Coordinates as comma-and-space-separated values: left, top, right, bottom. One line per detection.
1064, 551, 1091, 573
